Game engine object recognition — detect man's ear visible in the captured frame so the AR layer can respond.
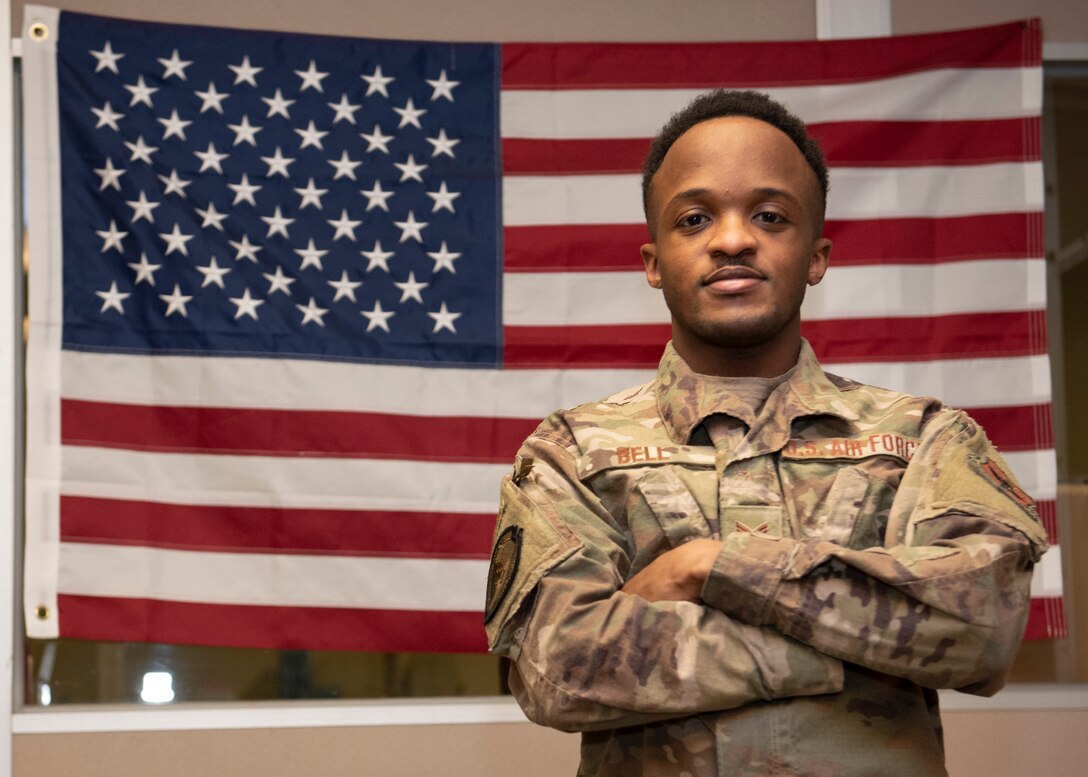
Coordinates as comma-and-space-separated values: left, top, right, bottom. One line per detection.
807, 238, 832, 286
641, 243, 662, 289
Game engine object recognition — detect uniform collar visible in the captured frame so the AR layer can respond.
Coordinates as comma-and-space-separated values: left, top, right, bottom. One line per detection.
653, 339, 860, 445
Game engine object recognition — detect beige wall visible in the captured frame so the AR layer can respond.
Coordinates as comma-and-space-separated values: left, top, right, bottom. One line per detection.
12, 709, 1088, 777
10, 0, 1088, 774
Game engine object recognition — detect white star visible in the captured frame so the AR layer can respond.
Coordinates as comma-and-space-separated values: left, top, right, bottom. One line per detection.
159, 223, 195, 257
158, 49, 192, 80
295, 60, 329, 92
327, 93, 360, 124
124, 75, 158, 108
90, 41, 124, 74
196, 256, 231, 288
296, 297, 329, 327
262, 265, 296, 295
393, 98, 426, 129
261, 147, 295, 178
426, 181, 461, 213
393, 210, 428, 243
428, 302, 462, 334
96, 220, 128, 253
393, 154, 428, 183
194, 142, 229, 174
361, 64, 394, 97
93, 158, 125, 191
158, 169, 191, 198
361, 241, 394, 273
96, 281, 130, 314
228, 115, 262, 146
294, 120, 328, 150
126, 191, 160, 223
327, 210, 361, 242
295, 178, 327, 210
360, 124, 394, 154
229, 288, 264, 320
124, 135, 158, 165
261, 206, 295, 238
195, 201, 229, 231
229, 55, 263, 87
295, 239, 328, 270
128, 253, 162, 286
328, 150, 362, 181
426, 128, 460, 158
227, 173, 261, 206
394, 271, 429, 303
427, 241, 462, 274
195, 82, 230, 114
91, 101, 124, 131
361, 300, 395, 333
158, 109, 192, 141
261, 88, 295, 119
426, 69, 460, 102
159, 284, 194, 317
360, 180, 394, 212
229, 234, 262, 263
328, 270, 362, 302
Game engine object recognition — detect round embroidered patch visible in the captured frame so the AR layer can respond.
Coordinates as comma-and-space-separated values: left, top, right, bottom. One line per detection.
484, 525, 523, 624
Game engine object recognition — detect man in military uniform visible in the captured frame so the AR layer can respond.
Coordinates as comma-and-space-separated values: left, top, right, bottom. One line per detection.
484, 90, 1047, 776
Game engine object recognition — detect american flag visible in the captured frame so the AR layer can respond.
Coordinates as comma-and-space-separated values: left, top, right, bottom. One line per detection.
22, 6, 1063, 652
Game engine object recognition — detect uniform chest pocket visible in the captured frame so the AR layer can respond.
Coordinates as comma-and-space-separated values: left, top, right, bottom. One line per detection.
626, 468, 715, 575
801, 465, 892, 549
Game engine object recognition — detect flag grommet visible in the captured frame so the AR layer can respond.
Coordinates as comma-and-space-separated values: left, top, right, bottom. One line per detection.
28, 22, 49, 41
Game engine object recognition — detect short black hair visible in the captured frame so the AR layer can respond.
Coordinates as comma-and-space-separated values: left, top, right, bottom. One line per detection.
641, 89, 829, 227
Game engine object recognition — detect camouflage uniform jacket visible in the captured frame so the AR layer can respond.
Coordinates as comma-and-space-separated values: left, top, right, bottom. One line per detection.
484, 340, 1048, 777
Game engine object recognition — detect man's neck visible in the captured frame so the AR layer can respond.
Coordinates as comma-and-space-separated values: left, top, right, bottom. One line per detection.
672, 329, 803, 379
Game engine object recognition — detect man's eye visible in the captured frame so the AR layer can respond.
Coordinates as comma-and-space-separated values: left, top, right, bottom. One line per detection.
755, 211, 785, 224
678, 214, 707, 228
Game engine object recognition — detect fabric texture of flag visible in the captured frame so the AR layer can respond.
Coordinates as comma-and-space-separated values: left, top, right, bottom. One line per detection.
21, 4, 1063, 653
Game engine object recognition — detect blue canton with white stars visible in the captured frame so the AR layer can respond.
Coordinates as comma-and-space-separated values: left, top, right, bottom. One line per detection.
59, 11, 501, 366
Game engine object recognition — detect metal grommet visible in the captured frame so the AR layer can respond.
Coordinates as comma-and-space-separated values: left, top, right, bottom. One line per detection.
35, 605, 50, 620
29, 22, 49, 42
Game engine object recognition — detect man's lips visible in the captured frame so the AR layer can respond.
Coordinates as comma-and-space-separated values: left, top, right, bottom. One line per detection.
702, 265, 765, 294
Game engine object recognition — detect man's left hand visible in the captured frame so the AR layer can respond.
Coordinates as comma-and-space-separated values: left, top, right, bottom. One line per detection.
621, 539, 721, 603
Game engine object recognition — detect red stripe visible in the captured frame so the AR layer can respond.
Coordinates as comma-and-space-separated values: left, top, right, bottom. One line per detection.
503, 214, 1042, 273
502, 119, 1040, 173
503, 312, 1045, 371
59, 496, 494, 558
1022, 596, 1066, 641
960, 406, 1053, 453
57, 594, 488, 652
504, 324, 669, 369
1036, 499, 1058, 544
61, 399, 536, 463
502, 21, 1039, 88
803, 311, 1047, 364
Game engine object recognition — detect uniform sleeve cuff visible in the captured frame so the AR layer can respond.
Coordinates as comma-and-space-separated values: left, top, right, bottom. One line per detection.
701, 534, 799, 627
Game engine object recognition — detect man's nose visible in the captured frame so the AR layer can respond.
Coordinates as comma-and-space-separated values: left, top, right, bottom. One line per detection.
706, 213, 756, 257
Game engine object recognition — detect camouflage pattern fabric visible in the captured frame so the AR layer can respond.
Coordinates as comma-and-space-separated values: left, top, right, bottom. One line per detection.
485, 340, 1047, 777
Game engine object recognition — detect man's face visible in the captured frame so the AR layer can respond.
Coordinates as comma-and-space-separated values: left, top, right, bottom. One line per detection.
641, 116, 831, 374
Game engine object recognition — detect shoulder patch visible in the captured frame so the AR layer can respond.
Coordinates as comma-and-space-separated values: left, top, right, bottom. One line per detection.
975, 455, 1035, 511
484, 525, 523, 624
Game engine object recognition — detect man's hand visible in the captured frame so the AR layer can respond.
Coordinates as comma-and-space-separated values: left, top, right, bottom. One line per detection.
621, 539, 721, 603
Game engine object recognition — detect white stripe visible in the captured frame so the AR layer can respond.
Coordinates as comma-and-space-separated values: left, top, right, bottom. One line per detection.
999, 449, 1056, 501
820, 354, 1051, 409
1030, 545, 1064, 598
62, 446, 509, 514
504, 259, 1045, 326
60, 441, 1055, 516
57, 543, 488, 611
60, 350, 655, 419
503, 163, 1044, 226
500, 67, 1043, 139
61, 350, 1052, 418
